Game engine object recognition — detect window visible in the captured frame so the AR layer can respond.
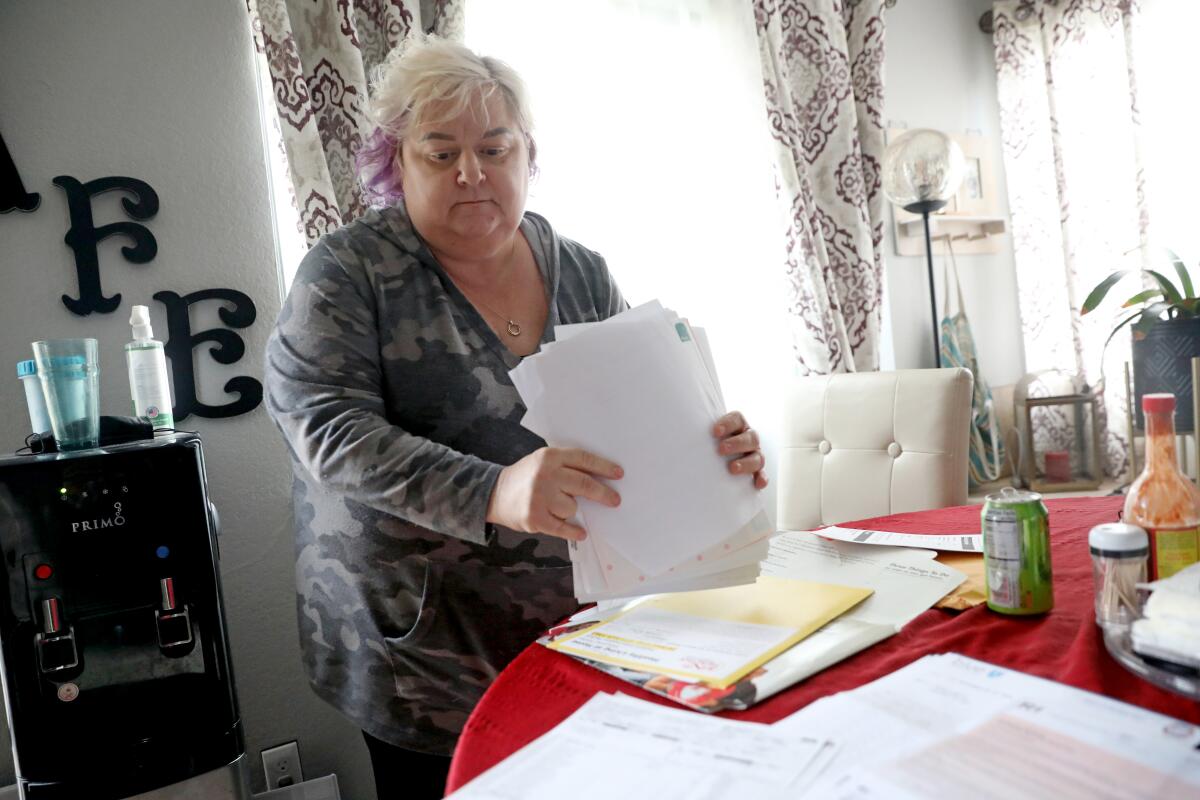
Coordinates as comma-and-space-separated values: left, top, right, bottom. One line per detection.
1138, 0, 1200, 269
467, 1, 793, 500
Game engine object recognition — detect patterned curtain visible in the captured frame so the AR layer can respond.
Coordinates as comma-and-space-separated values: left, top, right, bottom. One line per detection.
752, 0, 887, 375
246, 0, 465, 247
993, 0, 1147, 477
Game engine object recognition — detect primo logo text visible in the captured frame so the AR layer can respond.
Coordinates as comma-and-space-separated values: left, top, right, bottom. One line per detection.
71, 503, 126, 533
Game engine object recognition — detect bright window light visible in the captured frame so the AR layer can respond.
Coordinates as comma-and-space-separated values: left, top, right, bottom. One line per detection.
467, 1, 794, 514
1138, 0, 1200, 270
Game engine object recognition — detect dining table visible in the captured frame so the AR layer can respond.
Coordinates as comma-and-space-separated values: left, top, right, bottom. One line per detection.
445, 494, 1200, 793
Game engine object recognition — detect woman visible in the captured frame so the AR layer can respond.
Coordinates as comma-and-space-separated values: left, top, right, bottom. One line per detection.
264, 36, 766, 799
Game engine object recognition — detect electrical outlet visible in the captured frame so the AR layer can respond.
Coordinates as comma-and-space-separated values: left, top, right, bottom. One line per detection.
261, 740, 303, 790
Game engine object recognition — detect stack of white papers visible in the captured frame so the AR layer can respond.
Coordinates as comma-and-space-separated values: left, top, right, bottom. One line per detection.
445, 692, 837, 800
778, 653, 1200, 797
511, 301, 768, 601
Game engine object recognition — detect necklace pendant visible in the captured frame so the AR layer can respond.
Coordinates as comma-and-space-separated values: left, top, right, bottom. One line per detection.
506, 320, 521, 337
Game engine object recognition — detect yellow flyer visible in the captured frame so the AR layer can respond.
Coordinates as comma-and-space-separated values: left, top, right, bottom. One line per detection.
548, 577, 872, 688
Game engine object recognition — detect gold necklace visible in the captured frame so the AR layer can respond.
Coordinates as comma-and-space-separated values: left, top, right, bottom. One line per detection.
461, 241, 523, 337
469, 294, 522, 337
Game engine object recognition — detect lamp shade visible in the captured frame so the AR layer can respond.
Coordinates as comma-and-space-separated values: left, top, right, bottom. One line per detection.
882, 129, 966, 211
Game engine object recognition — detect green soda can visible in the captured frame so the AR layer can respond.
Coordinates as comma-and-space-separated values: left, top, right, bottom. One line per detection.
981, 488, 1053, 614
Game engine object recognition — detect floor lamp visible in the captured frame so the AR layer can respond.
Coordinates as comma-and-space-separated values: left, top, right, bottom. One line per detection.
882, 129, 965, 366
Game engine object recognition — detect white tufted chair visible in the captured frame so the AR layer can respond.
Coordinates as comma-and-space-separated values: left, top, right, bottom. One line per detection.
777, 368, 974, 531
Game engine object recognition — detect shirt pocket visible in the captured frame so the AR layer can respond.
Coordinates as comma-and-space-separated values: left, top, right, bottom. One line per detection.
383, 561, 576, 705
385, 557, 443, 649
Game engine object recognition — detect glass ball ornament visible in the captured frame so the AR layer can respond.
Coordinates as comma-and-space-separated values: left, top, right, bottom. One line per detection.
882, 129, 966, 211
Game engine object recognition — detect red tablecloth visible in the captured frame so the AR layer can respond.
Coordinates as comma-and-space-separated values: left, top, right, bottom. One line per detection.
446, 496, 1200, 792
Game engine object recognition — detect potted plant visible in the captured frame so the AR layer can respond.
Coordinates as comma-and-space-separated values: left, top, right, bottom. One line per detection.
1083, 251, 1200, 432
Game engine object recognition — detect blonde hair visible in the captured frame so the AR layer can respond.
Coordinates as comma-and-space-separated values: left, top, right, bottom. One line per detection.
357, 35, 537, 204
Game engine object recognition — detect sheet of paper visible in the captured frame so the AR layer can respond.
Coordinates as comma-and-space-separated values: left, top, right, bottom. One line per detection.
854, 710, 1200, 799
526, 311, 761, 574
549, 577, 871, 687
519, 300, 668, 438
778, 653, 1200, 797
812, 525, 983, 553
586, 509, 771, 596
741, 616, 896, 695
689, 325, 725, 410
446, 692, 831, 800
762, 531, 966, 627
569, 516, 768, 604
574, 562, 763, 604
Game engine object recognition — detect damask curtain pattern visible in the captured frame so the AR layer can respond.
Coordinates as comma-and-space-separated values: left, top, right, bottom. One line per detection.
246, 0, 464, 247
753, 0, 887, 375
993, 0, 1147, 477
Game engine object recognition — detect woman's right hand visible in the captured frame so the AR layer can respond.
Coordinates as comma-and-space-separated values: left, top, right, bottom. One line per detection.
486, 447, 623, 541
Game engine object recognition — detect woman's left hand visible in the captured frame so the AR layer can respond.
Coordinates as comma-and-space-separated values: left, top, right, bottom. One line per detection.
713, 411, 768, 490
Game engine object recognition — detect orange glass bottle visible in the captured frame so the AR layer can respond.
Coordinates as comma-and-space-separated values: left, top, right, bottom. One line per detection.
1123, 393, 1200, 579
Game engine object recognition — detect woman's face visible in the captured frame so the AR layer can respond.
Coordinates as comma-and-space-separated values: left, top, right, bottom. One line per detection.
399, 93, 530, 258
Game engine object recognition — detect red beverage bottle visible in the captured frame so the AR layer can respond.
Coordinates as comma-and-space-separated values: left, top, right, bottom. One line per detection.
1123, 393, 1200, 579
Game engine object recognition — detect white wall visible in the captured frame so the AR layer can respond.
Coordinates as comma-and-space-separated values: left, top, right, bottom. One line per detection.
883, 0, 1026, 389
0, 2, 374, 797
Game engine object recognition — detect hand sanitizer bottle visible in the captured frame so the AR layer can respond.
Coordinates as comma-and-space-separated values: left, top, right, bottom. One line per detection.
125, 305, 174, 429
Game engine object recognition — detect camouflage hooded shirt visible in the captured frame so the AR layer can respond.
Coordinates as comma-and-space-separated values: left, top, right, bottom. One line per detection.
264, 203, 625, 755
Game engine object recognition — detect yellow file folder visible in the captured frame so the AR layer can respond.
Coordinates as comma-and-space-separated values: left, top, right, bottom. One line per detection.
549, 576, 872, 688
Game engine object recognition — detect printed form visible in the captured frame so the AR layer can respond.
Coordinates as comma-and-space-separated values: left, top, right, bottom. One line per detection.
445, 692, 831, 800
812, 525, 983, 553
762, 531, 966, 627
778, 653, 1200, 798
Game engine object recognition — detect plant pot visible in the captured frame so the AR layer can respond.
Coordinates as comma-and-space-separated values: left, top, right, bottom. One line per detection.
1132, 316, 1200, 433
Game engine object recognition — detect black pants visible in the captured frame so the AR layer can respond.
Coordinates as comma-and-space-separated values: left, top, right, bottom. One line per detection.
362, 731, 453, 800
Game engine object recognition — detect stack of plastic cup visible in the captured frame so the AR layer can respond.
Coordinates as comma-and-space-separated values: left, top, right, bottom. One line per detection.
31, 339, 100, 451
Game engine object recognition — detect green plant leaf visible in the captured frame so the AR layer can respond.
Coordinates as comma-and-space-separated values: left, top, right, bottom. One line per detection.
1101, 309, 1142, 354
1168, 249, 1195, 299
1081, 270, 1130, 314
1132, 301, 1172, 337
1121, 289, 1162, 308
1146, 270, 1184, 304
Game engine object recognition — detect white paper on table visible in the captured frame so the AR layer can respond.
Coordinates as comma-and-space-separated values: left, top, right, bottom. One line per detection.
743, 617, 896, 699
810, 525, 983, 553
778, 653, 1200, 797
528, 316, 761, 574
762, 532, 966, 628
853, 707, 1200, 800
446, 692, 831, 800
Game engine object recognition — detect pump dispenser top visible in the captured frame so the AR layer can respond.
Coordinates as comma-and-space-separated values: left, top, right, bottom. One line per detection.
130, 305, 154, 341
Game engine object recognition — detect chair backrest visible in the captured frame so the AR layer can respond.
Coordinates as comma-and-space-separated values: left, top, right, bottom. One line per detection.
777, 368, 974, 531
